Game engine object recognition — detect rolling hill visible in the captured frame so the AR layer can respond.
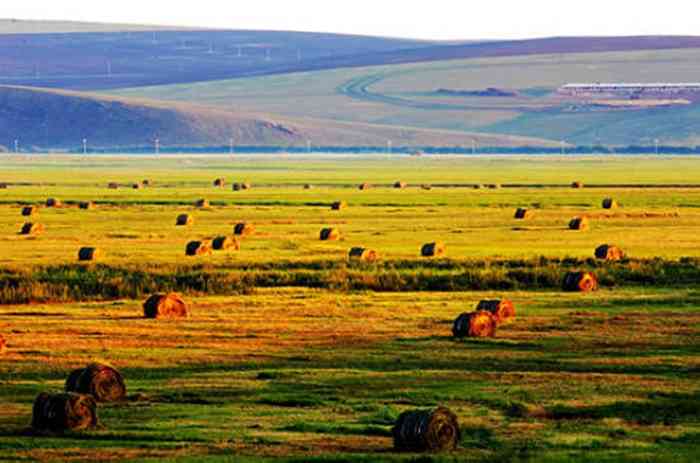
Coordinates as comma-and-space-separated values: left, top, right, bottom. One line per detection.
0, 85, 557, 149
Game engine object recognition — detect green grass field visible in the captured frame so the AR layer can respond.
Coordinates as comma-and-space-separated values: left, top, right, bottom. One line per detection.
0, 155, 698, 462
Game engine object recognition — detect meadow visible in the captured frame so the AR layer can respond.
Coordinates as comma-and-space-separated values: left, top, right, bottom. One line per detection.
0, 154, 698, 462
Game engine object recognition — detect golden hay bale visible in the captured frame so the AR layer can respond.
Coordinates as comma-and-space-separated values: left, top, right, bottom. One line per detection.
473, 184, 483, 190
320, 227, 341, 241
572, 181, 584, 189
595, 244, 625, 261
421, 242, 446, 257
79, 201, 95, 210
142, 179, 152, 187
562, 271, 598, 292
487, 183, 501, 190
421, 184, 433, 190
65, 363, 126, 402
514, 208, 533, 219
195, 199, 210, 208
392, 407, 460, 452
569, 216, 589, 231
358, 182, 371, 190
0, 334, 6, 353
349, 247, 378, 262
143, 293, 188, 319
394, 181, 407, 189
476, 300, 516, 325
602, 198, 619, 209
108, 182, 119, 189
331, 201, 347, 211
234, 222, 255, 236
452, 311, 497, 338
186, 241, 212, 256
78, 247, 100, 262
20, 222, 44, 236
212, 236, 241, 251
21, 206, 37, 216
0, 183, 7, 189
46, 198, 61, 208
132, 183, 142, 190
31, 392, 98, 433
232, 182, 252, 191
303, 184, 313, 190
213, 178, 226, 187
176, 214, 193, 226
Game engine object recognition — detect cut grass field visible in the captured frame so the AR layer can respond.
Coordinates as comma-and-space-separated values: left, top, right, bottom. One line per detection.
0, 155, 699, 462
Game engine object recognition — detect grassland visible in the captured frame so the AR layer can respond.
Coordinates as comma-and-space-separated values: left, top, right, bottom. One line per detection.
0, 155, 699, 462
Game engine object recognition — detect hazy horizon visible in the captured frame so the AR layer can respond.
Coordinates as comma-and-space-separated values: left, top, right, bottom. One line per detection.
4, 0, 700, 41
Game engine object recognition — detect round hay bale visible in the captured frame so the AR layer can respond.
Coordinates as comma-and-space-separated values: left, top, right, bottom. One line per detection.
0, 334, 6, 353
65, 363, 126, 402
331, 201, 347, 211
108, 182, 119, 189
31, 392, 98, 433
78, 201, 95, 210
78, 247, 100, 262
487, 183, 501, 190
421, 184, 433, 190
176, 214, 193, 226
195, 199, 210, 208
452, 311, 497, 338
21, 206, 37, 217
358, 182, 371, 191
234, 222, 255, 236
132, 183, 142, 190
476, 300, 516, 325
392, 406, 460, 452
569, 216, 589, 231
20, 222, 44, 236
303, 184, 313, 190
562, 271, 598, 292
212, 236, 240, 251
514, 208, 533, 219
46, 198, 61, 208
473, 184, 483, 190
394, 181, 407, 189
143, 293, 188, 319
572, 181, 584, 189
595, 244, 625, 261
320, 227, 341, 241
348, 247, 378, 262
602, 198, 619, 209
142, 179, 152, 187
186, 240, 212, 256
213, 178, 226, 188
233, 182, 252, 191
0, 183, 7, 189
421, 242, 446, 257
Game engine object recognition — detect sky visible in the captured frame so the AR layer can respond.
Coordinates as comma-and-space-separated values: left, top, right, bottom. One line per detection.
2, 0, 699, 40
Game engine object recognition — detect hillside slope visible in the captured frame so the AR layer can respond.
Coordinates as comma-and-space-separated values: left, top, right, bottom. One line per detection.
0, 85, 557, 149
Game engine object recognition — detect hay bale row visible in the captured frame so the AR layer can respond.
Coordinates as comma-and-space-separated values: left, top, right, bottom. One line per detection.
212, 236, 240, 251
514, 208, 533, 219
176, 214, 193, 226
20, 222, 44, 236
320, 227, 341, 241
595, 244, 625, 261
232, 183, 251, 191
186, 240, 212, 256
392, 407, 460, 452
31, 392, 98, 433
234, 222, 255, 236
421, 242, 446, 257
143, 293, 188, 319
348, 247, 378, 262
65, 363, 126, 402
563, 271, 598, 292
